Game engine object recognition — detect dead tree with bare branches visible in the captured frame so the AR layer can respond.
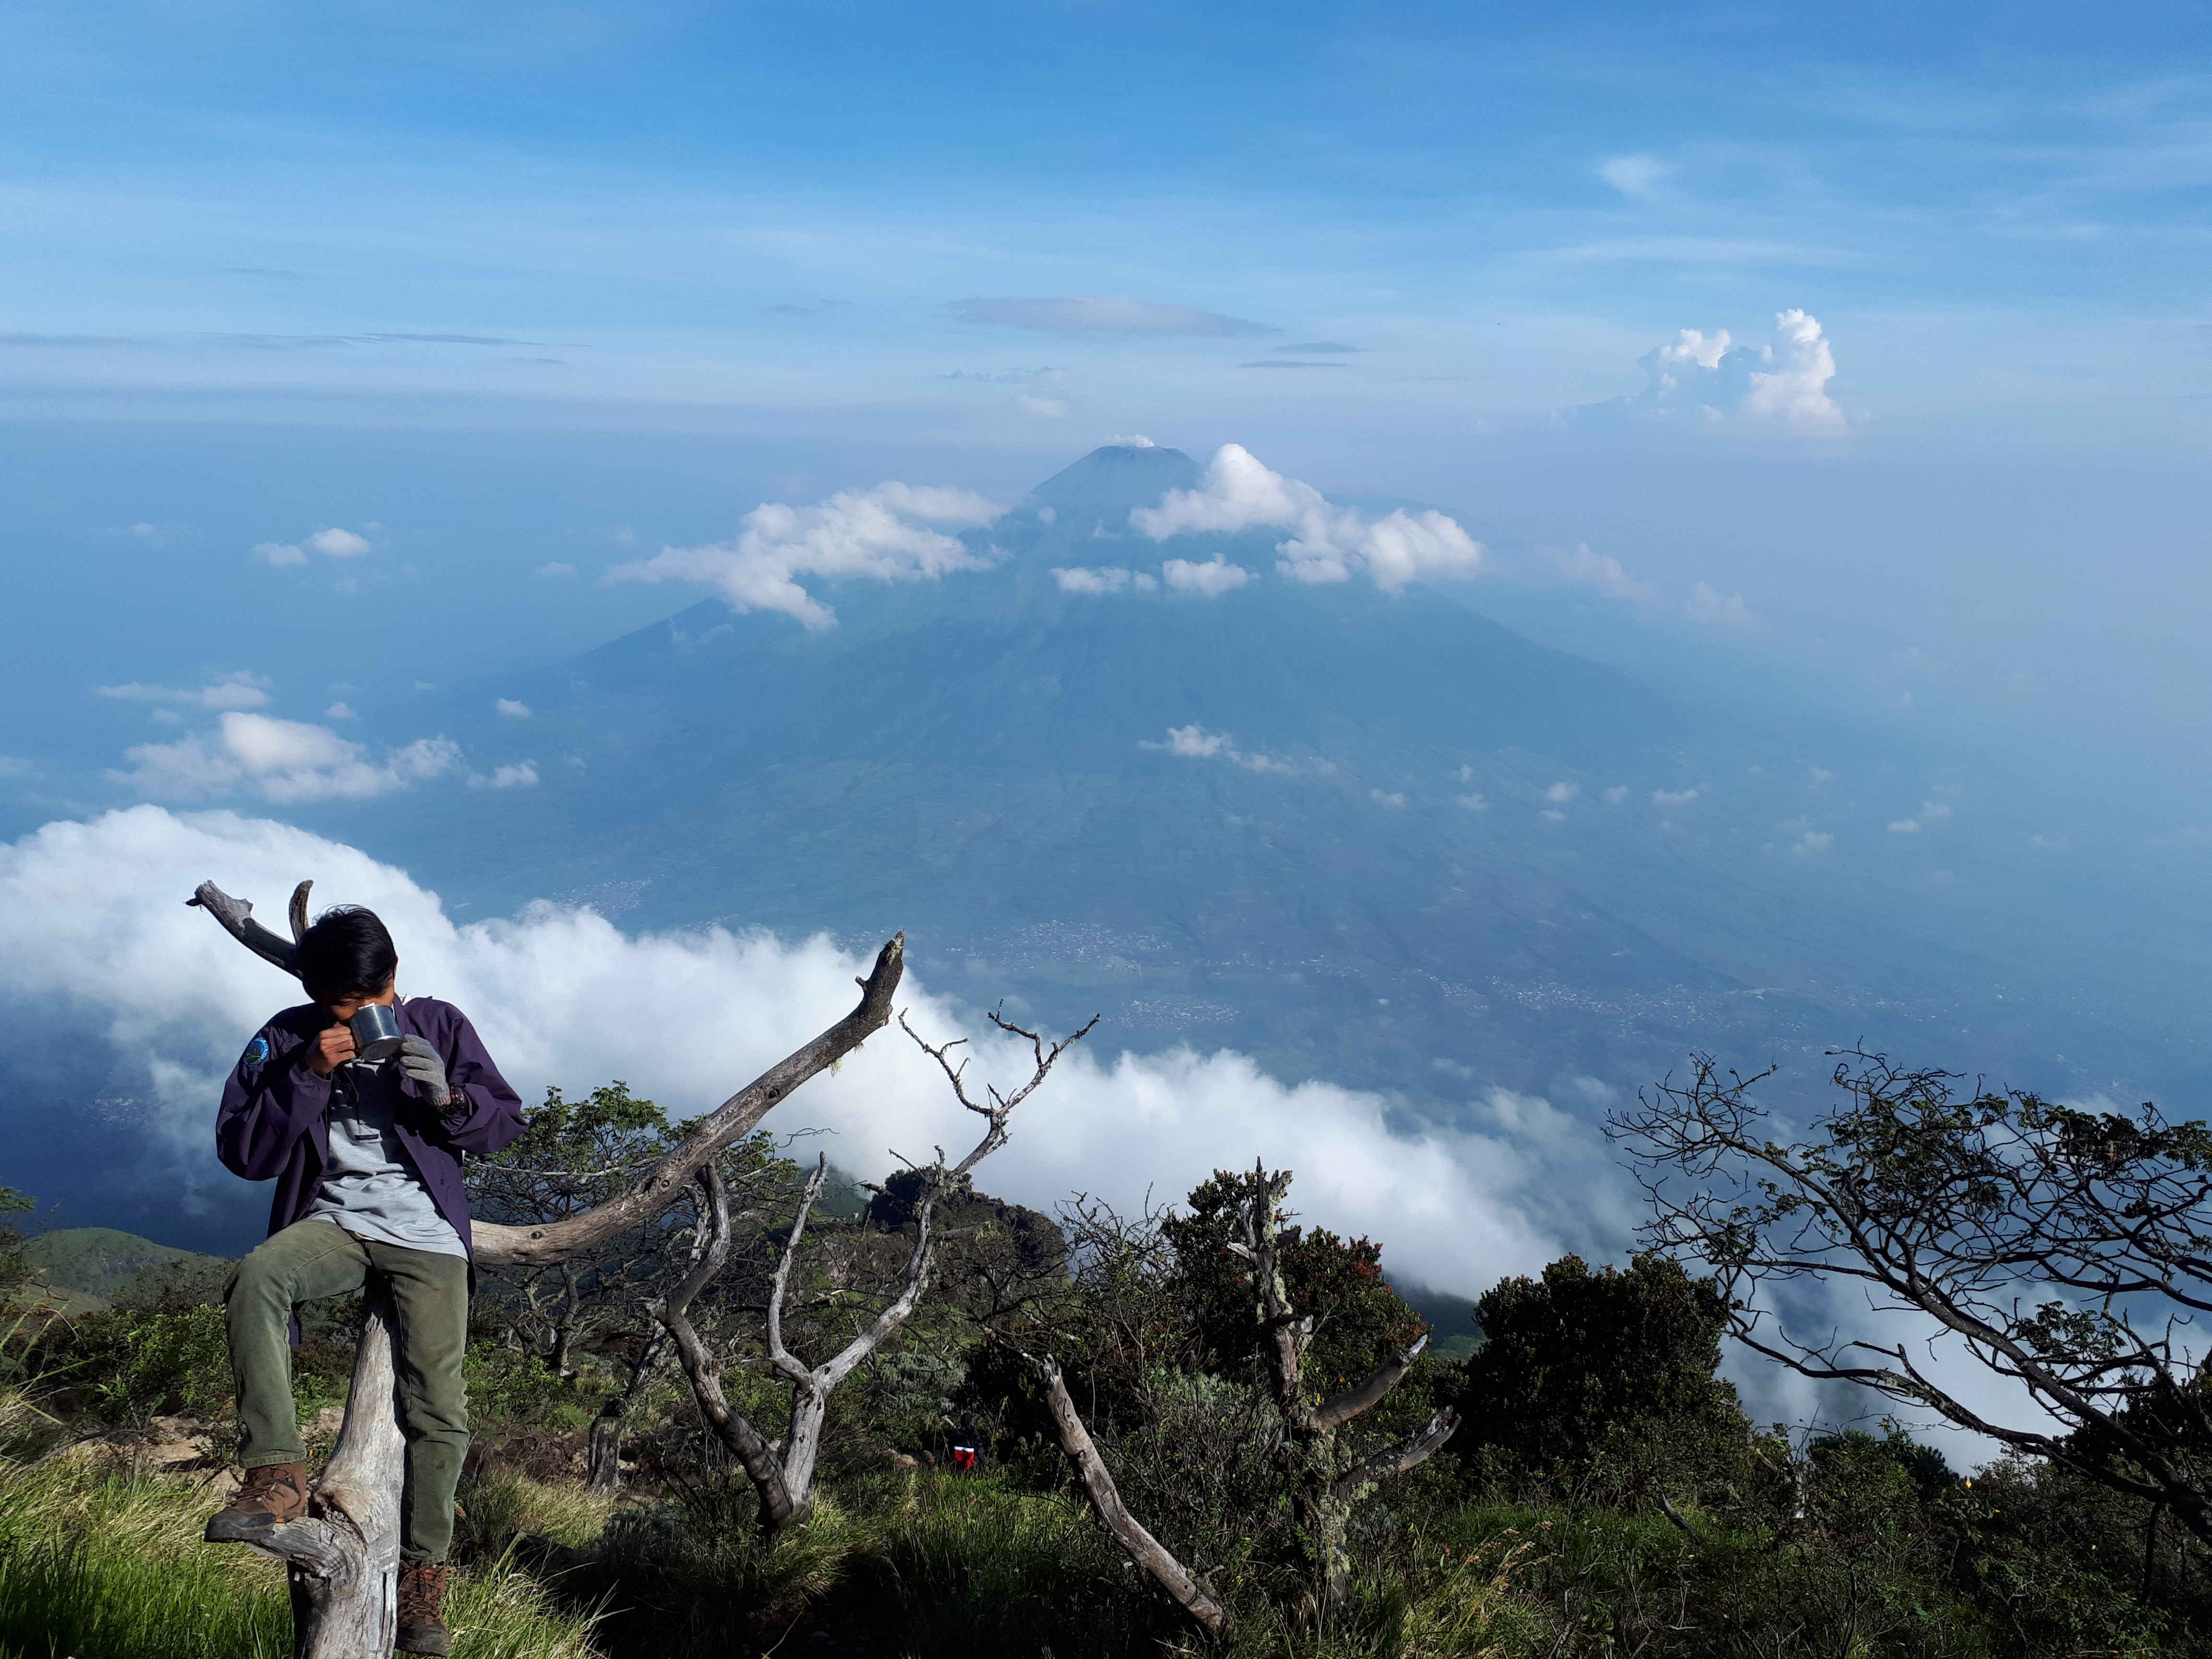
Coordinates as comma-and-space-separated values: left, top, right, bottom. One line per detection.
186, 877, 906, 1659
648, 1004, 1097, 1531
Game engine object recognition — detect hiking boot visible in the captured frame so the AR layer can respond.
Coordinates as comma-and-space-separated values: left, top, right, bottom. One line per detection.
203, 1460, 309, 1541
396, 1562, 455, 1656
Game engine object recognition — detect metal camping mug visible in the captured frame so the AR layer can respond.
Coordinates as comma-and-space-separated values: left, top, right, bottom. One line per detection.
348, 1002, 405, 1064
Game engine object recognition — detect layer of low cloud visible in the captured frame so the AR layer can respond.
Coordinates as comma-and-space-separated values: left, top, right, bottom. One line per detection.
949, 296, 1273, 337
0, 807, 1618, 1292
607, 482, 1003, 629
1578, 309, 1849, 434
113, 712, 459, 804
1054, 566, 1158, 594
1132, 445, 1484, 592
96, 672, 272, 712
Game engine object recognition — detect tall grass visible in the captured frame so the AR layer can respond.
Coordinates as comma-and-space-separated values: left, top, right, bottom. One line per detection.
0, 1448, 601, 1659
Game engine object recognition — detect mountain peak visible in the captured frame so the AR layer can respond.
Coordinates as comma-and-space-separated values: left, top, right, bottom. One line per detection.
1028, 442, 1202, 526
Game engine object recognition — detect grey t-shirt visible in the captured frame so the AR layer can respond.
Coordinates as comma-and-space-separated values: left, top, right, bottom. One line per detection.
306, 1056, 467, 1259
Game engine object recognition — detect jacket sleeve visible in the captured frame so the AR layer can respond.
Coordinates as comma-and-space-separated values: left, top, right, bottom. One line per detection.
407, 1006, 528, 1157
216, 1019, 334, 1181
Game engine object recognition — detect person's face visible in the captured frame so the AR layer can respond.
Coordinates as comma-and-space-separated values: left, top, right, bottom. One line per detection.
322, 975, 397, 1022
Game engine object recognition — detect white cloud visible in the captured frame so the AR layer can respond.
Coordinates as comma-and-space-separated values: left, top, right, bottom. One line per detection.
1161, 556, 1253, 597
1684, 582, 1757, 628
1889, 818, 1922, 834
1792, 830, 1836, 855
608, 482, 1003, 629
1154, 724, 1227, 759
324, 702, 356, 721
1653, 788, 1698, 805
1053, 566, 1157, 595
1598, 154, 1672, 197
96, 672, 272, 712
1546, 781, 1579, 803
949, 297, 1273, 337
1921, 801, 1953, 820
1141, 724, 1293, 775
1104, 434, 1156, 448
1370, 790, 1407, 808
534, 563, 576, 578
1540, 808, 1566, 823
252, 541, 307, 567
0, 807, 1608, 1291
113, 712, 459, 804
496, 699, 531, 719
1579, 309, 1849, 434
1131, 445, 1483, 593
1544, 542, 1657, 606
1604, 786, 1630, 803
1458, 793, 1489, 811
1016, 393, 1069, 418
308, 528, 372, 558
481, 762, 538, 789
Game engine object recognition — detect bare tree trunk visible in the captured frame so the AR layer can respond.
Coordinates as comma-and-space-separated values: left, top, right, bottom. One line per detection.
249, 1284, 407, 1658
1228, 1162, 1458, 1620
1029, 1353, 1232, 1637
587, 1330, 665, 1494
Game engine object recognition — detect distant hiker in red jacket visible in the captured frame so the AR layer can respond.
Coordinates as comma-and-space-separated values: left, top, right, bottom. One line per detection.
204, 905, 525, 1658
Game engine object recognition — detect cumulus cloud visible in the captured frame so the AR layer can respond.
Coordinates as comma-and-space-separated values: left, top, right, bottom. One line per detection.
949, 297, 1273, 337
1889, 818, 1921, 834
607, 483, 1003, 629
496, 699, 531, 719
1161, 556, 1253, 597
1131, 445, 1483, 593
1053, 566, 1158, 595
1653, 788, 1698, 805
1141, 725, 1293, 775
480, 762, 538, 789
1578, 310, 1849, 434
308, 528, 372, 558
0, 808, 1610, 1290
96, 672, 272, 712
252, 541, 308, 567
112, 712, 459, 804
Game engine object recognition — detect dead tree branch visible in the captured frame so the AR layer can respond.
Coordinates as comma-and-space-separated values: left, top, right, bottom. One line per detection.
1028, 1351, 1233, 1637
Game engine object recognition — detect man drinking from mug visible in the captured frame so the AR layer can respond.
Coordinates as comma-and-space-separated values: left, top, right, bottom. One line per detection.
205, 905, 525, 1657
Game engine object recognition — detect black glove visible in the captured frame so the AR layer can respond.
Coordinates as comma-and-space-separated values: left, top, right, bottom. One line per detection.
396, 1035, 453, 1110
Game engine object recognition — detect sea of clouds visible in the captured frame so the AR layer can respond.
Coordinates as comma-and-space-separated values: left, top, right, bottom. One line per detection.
0, 805, 1631, 1296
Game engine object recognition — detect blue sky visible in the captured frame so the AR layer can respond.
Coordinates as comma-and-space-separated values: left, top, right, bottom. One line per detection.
3, 0, 2209, 836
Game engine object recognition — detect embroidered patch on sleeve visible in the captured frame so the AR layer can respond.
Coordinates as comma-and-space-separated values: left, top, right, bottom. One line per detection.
241, 1036, 272, 1068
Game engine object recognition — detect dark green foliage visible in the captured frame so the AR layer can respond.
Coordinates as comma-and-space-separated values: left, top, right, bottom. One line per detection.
1454, 1252, 1754, 1503
1162, 1165, 1425, 1388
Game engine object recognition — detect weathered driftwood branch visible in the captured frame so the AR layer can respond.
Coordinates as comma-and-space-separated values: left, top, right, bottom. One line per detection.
476, 932, 905, 1266
1331, 1405, 1460, 1503
245, 1281, 408, 1658
1029, 1352, 1234, 1637
652, 1007, 1096, 1532
189, 878, 313, 978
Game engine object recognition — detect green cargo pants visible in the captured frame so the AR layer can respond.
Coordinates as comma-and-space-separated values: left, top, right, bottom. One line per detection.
225, 1218, 470, 1563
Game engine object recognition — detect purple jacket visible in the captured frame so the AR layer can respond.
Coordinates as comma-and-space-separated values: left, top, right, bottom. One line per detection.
216, 996, 528, 1262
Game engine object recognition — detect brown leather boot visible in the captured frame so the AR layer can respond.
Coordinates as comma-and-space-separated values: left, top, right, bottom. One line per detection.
396, 1562, 455, 1656
202, 1460, 309, 1541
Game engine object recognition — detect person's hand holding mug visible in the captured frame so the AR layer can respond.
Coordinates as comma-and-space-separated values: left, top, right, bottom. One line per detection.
308, 1022, 359, 1077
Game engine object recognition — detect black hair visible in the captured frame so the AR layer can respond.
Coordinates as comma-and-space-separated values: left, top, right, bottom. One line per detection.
298, 906, 398, 1005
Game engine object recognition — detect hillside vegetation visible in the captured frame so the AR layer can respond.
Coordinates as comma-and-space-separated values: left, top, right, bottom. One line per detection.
5, 1106, 2209, 1659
